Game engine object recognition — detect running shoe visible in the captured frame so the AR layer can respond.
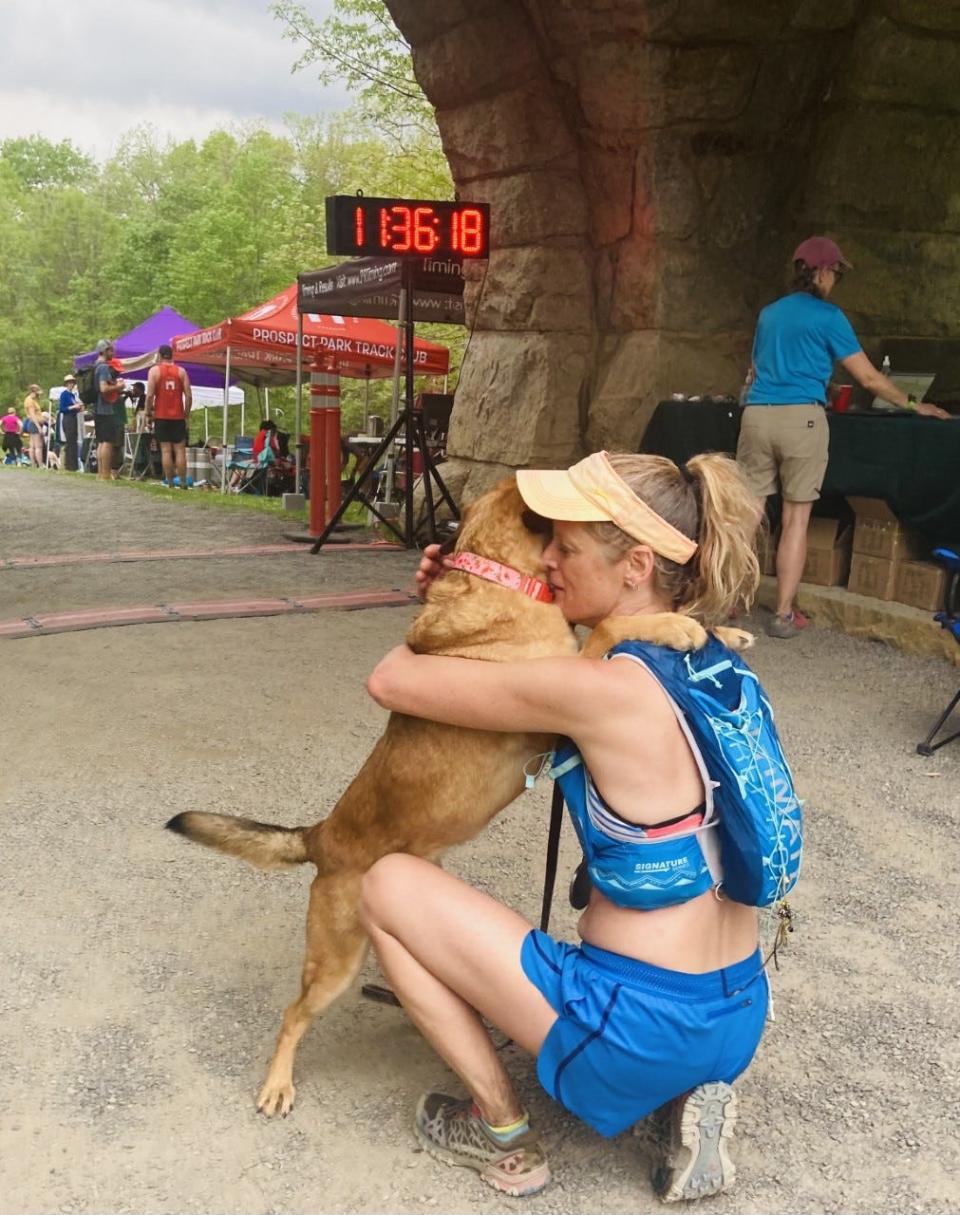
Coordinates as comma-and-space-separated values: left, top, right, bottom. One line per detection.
651, 1081, 738, 1202
766, 609, 809, 639
414, 1092, 550, 1197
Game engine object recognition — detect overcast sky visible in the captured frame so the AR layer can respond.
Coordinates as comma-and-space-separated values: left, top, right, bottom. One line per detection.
0, 0, 350, 160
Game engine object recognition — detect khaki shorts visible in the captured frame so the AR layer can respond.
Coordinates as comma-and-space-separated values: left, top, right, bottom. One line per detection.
736, 404, 829, 502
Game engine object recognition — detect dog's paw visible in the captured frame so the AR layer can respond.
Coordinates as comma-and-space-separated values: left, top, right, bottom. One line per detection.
712, 625, 754, 651
582, 613, 707, 658
257, 1078, 296, 1118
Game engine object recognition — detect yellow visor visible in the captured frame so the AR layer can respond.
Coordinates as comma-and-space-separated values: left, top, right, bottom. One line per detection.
516, 451, 698, 565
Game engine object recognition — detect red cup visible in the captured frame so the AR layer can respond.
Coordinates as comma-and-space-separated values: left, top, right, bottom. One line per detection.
833, 384, 853, 413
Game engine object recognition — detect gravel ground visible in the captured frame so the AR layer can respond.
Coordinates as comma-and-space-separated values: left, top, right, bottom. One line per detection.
0, 470, 413, 619
1, 469, 959, 1215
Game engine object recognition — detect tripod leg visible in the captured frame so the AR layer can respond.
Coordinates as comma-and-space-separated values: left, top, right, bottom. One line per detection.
422, 450, 460, 521
917, 687, 960, 755
310, 413, 409, 552
414, 413, 439, 544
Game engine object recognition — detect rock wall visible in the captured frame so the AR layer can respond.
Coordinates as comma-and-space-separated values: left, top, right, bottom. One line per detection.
386, 0, 960, 500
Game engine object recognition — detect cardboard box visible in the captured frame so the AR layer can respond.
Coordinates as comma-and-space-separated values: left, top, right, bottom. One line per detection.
803, 518, 852, 587
847, 497, 927, 563
895, 560, 947, 612
757, 528, 778, 576
848, 552, 898, 600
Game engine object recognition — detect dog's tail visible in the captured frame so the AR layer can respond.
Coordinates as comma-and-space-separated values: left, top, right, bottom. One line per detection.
165, 811, 310, 871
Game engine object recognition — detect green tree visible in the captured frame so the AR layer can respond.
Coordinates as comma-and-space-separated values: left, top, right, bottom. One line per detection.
270, 0, 450, 194
0, 102, 461, 412
0, 135, 94, 191
0, 138, 116, 400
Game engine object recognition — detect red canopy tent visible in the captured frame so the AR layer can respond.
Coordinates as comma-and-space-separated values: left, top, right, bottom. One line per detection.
171, 283, 449, 381
171, 283, 450, 492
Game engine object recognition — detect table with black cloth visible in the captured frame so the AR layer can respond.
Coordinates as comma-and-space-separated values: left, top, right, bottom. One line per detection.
639, 400, 960, 547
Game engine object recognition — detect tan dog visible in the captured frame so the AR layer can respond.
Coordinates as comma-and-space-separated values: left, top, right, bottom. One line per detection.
167, 479, 754, 1117
167, 478, 577, 1116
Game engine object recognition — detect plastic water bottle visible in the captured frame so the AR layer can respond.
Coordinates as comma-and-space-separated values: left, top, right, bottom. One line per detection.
881, 355, 891, 378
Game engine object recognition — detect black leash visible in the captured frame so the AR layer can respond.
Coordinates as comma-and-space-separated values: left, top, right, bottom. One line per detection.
538, 781, 565, 933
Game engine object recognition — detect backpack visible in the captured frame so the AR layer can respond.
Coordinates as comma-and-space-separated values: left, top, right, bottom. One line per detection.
597, 635, 802, 908
76, 365, 98, 406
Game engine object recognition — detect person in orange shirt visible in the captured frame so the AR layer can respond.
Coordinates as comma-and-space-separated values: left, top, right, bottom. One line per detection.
146, 344, 193, 487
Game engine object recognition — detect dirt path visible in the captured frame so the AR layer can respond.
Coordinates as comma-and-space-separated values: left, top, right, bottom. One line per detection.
0, 471, 413, 619
1, 470, 958, 1214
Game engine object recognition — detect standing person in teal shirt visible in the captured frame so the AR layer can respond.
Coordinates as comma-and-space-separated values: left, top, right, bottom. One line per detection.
737, 236, 951, 639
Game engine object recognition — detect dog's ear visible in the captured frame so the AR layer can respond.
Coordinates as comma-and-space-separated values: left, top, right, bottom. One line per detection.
521, 509, 552, 538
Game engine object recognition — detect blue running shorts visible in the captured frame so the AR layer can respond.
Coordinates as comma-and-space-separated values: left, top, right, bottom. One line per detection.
520, 929, 768, 1137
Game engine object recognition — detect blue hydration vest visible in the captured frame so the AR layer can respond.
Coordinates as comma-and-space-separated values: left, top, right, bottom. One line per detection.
550, 635, 803, 910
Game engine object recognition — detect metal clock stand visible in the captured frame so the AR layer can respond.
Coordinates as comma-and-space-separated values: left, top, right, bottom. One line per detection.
310, 260, 459, 552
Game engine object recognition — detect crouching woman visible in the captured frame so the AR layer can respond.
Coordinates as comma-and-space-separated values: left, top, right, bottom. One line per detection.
363, 451, 787, 1202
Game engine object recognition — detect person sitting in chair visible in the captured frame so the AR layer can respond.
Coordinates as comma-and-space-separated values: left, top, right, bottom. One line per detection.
230, 418, 279, 491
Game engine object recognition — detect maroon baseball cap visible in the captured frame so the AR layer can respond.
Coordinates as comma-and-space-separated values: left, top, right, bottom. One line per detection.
792, 236, 852, 271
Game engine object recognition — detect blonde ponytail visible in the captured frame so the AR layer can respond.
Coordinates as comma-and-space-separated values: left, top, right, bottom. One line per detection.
682, 453, 760, 625
585, 452, 760, 628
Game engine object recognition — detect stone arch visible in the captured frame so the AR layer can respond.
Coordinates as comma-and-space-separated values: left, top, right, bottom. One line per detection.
387, 0, 960, 496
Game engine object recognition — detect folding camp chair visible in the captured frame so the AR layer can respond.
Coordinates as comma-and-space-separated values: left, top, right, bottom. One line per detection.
235, 439, 293, 497
916, 547, 960, 756
234, 446, 272, 495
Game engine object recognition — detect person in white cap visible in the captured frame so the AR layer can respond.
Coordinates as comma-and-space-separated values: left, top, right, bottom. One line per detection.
361, 451, 777, 1203
737, 235, 952, 639
58, 374, 82, 471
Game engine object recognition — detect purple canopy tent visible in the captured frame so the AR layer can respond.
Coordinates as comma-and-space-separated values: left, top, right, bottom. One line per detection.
75, 306, 228, 390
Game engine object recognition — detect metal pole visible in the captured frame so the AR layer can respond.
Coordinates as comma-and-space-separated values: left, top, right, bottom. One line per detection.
295, 311, 303, 493
390, 293, 404, 427
264, 386, 270, 420
384, 287, 405, 504
220, 346, 231, 494
204, 404, 209, 443
403, 261, 415, 544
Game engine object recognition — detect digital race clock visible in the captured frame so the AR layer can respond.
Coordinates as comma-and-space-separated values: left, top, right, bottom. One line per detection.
325, 195, 490, 259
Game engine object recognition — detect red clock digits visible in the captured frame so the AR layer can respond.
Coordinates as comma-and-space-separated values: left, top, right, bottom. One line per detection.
412, 206, 439, 253
380, 205, 414, 252
331, 196, 488, 258
458, 208, 484, 255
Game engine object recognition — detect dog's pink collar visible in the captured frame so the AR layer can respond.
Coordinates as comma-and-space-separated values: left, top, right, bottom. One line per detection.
449, 551, 555, 603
